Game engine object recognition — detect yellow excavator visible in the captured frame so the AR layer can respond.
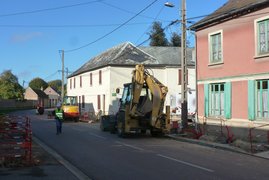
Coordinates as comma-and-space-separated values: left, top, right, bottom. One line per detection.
107, 64, 170, 137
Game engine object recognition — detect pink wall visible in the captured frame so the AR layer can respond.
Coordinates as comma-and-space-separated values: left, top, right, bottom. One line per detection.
196, 8, 269, 119
197, 84, 204, 117
232, 81, 248, 119
196, 8, 269, 81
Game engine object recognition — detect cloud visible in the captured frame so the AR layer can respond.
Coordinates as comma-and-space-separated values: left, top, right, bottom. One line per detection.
10, 32, 43, 43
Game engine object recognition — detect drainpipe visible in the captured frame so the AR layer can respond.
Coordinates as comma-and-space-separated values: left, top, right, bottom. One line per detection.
195, 33, 199, 127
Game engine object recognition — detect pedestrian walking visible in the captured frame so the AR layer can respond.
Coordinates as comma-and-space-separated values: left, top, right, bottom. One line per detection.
54, 103, 64, 135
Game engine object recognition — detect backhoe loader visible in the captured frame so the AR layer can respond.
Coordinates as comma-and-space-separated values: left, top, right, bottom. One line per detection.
111, 64, 170, 137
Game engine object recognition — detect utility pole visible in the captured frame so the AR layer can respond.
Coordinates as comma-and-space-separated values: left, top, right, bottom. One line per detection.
61, 50, 65, 103
66, 67, 69, 94
181, 0, 188, 129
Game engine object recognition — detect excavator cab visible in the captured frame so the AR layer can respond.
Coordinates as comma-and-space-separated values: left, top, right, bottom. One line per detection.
119, 83, 132, 109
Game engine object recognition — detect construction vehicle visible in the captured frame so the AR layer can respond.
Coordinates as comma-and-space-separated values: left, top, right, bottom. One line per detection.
107, 64, 170, 137
62, 96, 80, 122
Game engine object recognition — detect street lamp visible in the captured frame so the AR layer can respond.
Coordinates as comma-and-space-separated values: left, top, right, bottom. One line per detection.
165, 1, 188, 129
164, 2, 174, 8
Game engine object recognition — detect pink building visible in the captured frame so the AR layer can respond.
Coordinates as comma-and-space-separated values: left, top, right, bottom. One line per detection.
191, 0, 269, 141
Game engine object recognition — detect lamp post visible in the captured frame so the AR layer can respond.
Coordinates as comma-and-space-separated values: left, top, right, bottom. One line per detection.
165, 1, 188, 129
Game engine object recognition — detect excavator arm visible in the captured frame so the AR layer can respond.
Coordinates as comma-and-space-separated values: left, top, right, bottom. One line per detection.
130, 64, 168, 128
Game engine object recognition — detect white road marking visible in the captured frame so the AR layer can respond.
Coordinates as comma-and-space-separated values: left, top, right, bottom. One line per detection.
115, 141, 145, 151
157, 154, 214, 173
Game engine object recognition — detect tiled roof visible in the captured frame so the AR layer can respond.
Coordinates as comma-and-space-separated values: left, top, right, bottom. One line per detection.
191, 0, 269, 31
70, 42, 157, 77
69, 42, 195, 77
140, 46, 194, 65
32, 88, 48, 98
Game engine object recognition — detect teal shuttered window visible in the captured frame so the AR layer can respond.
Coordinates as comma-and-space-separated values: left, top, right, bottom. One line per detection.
248, 79, 269, 120
257, 19, 269, 55
204, 82, 232, 119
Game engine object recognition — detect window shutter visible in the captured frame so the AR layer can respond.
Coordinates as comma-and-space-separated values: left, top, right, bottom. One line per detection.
224, 82, 232, 119
248, 80, 255, 120
204, 84, 209, 117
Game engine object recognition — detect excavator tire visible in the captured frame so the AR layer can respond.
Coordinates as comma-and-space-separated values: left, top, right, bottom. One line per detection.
117, 112, 126, 137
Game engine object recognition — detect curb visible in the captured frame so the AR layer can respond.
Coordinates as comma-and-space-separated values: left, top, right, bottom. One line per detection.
33, 136, 92, 180
167, 134, 269, 160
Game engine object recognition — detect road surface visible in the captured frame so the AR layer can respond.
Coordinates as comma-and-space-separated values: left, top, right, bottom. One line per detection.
16, 110, 269, 180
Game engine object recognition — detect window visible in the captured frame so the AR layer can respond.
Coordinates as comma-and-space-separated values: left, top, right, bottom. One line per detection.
97, 95, 101, 110
90, 73, 92, 86
204, 82, 231, 118
248, 79, 269, 120
210, 83, 225, 116
257, 18, 269, 55
209, 31, 223, 63
80, 76, 82, 88
70, 79, 72, 89
257, 80, 269, 119
73, 77, 76, 89
99, 70, 102, 85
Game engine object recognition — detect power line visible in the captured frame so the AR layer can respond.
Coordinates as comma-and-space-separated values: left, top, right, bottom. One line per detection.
135, 4, 165, 44
65, 0, 159, 53
136, 20, 178, 47
44, 71, 60, 81
0, 22, 161, 28
0, 0, 104, 18
100, 1, 164, 21
66, 2, 261, 53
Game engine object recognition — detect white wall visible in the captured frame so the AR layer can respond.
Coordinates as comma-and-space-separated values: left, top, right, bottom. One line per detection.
165, 67, 196, 114
67, 67, 111, 114
67, 65, 196, 115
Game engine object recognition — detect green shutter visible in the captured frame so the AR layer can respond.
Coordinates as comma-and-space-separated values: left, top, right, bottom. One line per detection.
204, 84, 209, 117
224, 82, 232, 119
248, 80, 255, 120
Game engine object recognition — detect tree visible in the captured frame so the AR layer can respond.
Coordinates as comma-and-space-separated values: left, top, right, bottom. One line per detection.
170, 32, 181, 47
48, 79, 62, 93
0, 70, 24, 99
148, 21, 169, 46
29, 77, 48, 90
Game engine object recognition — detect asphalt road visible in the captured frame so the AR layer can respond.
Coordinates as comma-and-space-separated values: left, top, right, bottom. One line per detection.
16, 110, 269, 180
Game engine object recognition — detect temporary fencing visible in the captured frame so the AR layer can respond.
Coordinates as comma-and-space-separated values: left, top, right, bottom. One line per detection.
0, 115, 32, 167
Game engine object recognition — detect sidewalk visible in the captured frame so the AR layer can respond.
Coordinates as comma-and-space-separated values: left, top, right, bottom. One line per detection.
167, 134, 269, 160
0, 136, 89, 180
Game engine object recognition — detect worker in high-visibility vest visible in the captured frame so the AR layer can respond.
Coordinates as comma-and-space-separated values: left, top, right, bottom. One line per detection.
55, 103, 64, 135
